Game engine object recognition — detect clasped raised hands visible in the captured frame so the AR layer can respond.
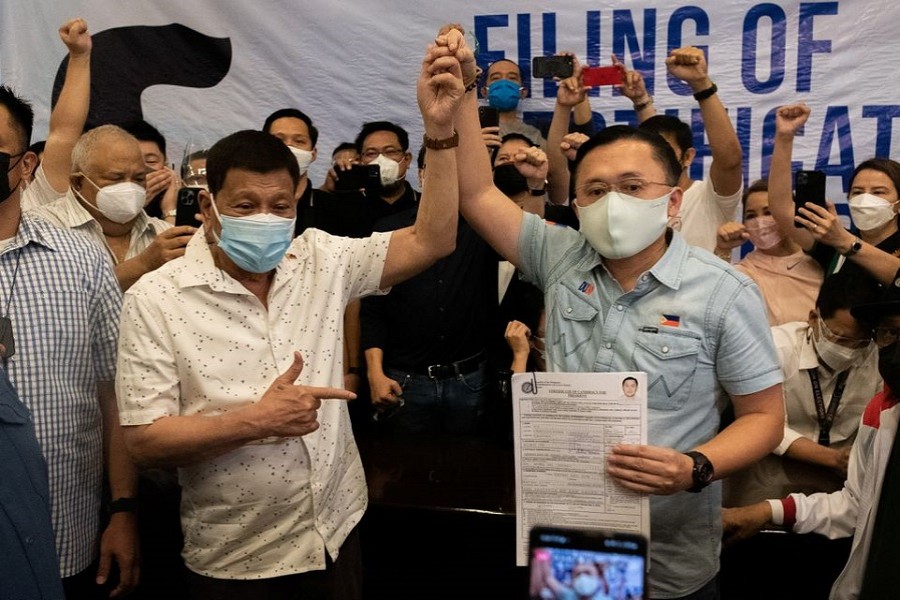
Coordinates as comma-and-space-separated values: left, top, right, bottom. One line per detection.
418, 26, 471, 136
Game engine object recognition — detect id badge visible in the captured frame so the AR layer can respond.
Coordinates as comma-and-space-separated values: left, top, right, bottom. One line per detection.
0, 316, 15, 358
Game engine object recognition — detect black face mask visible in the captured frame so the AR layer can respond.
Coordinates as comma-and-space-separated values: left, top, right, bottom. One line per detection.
879, 342, 900, 393
0, 152, 25, 204
493, 163, 529, 197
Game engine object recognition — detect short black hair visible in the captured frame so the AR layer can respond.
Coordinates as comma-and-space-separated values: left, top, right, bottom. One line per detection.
639, 115, 693, 155
119, 119, 167, 157
622, 376, 638, 386
355, 121, 409, 153
262, 108, 319, 147
491, 132, 537, 164
331, 142, 357, 158
206, 130, 300, 196
28, 140, 46, 156
0, 85, 34, 150
817, 270, 882, 319
571, 125, 682, 191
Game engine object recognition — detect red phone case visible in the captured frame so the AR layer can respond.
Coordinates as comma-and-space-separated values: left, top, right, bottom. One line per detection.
582, 65, 624, 86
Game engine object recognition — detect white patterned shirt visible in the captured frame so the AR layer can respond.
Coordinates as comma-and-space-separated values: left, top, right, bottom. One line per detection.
116, 227, 391, 579
2, 214, 122, 576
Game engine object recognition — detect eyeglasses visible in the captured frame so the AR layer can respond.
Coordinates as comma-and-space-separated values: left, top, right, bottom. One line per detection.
361, 148, 405, 162
575, 178, 672, 205
819, 317, 872, 349
874, 326, 900, 348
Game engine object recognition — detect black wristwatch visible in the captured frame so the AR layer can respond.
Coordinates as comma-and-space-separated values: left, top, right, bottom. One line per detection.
108, 497, 139, 515
841, 237, 862, 257
684, 451, 714, 493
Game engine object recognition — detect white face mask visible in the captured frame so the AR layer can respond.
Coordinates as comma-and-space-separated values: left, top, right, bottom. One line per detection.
577, 190, 671, 259
288, 146, 315, 177
745, 214, 783, 250
848, 193, 898, 231
370, 153, 401, 187
75, 174, 146, 224
812, 320, 863, 372
572, 573, 602, 596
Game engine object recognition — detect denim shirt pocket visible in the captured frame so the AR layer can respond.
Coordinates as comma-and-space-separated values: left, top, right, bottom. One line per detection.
632, 329, 702, 411
553, 284, 600, 357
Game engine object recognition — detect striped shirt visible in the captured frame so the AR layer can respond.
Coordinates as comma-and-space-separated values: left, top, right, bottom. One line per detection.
28, 189, 171, 265
2, 214, 122, 577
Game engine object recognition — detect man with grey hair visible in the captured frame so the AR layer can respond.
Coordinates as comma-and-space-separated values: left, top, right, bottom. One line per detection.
30, 124, 196, 290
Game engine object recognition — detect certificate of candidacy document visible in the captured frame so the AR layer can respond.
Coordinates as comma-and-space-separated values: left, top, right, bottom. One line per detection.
512, 371, 650, 566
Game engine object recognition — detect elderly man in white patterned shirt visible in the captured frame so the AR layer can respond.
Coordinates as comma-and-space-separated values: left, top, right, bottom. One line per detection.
115, 35, 467, 600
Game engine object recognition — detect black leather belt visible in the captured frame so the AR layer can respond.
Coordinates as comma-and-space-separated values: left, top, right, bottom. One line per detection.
412, 351, 486, 380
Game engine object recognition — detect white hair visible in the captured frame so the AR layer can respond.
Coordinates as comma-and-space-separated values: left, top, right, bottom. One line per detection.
70, 124, 137, 173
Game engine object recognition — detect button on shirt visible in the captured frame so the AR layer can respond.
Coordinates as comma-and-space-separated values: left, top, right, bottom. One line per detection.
116, 228, 391, 579
2, 215, 121, 577
517, 212, 782, 598
28, 189, 170, 265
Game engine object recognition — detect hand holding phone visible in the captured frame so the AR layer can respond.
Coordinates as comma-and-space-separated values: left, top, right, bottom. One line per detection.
335, 164, 381, 194
793, 170, 827, 227
528, 526, 648, 600
478, 105, 500, 128
532, 55, 574, 79
175, 186, 204, 228
582, 65, 624, 87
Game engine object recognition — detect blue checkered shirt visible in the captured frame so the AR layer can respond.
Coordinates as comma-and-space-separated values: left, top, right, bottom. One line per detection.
1, 214, 121, 577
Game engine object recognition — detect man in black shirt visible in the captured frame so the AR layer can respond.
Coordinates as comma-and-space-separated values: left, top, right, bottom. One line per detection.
353, 121, 421, 228
361, 150, 497, 435
263, 108, 370, 238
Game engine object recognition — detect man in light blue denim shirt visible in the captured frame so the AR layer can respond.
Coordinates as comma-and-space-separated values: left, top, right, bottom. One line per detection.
433, 29, 784, 600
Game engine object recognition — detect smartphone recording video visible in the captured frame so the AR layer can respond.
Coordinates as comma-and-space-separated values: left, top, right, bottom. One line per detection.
582, 65, 624, 87
479, 105, 500, 129
793, 169, 827, 227
528, 526, 647, 600
532, 55, 575, 79
175, 186, 204, 228
335, 163, 381, 194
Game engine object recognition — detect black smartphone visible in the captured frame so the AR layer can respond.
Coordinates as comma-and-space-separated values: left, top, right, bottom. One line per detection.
175, 186, 204, 228
527, 525, 648, 600
794, 169, 827, 227
335, 164, 381, 193
479, 105, 500, 128
532, 55, 574, 79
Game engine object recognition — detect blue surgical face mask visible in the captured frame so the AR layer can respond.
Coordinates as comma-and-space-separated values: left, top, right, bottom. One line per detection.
488, 79, 522, 112
210, 197, 296, 273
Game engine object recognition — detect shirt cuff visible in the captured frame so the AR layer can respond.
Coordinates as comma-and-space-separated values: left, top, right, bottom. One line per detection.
767, 499, 784, 525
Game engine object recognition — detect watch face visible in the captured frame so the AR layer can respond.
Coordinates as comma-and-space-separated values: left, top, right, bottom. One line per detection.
687, 451, 714, 491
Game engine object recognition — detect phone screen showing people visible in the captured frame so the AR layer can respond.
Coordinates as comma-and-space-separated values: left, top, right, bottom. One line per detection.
528, 526, 647, 600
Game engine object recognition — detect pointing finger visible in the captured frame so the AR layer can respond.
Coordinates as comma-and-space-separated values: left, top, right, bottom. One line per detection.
303, 386, 357, 402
